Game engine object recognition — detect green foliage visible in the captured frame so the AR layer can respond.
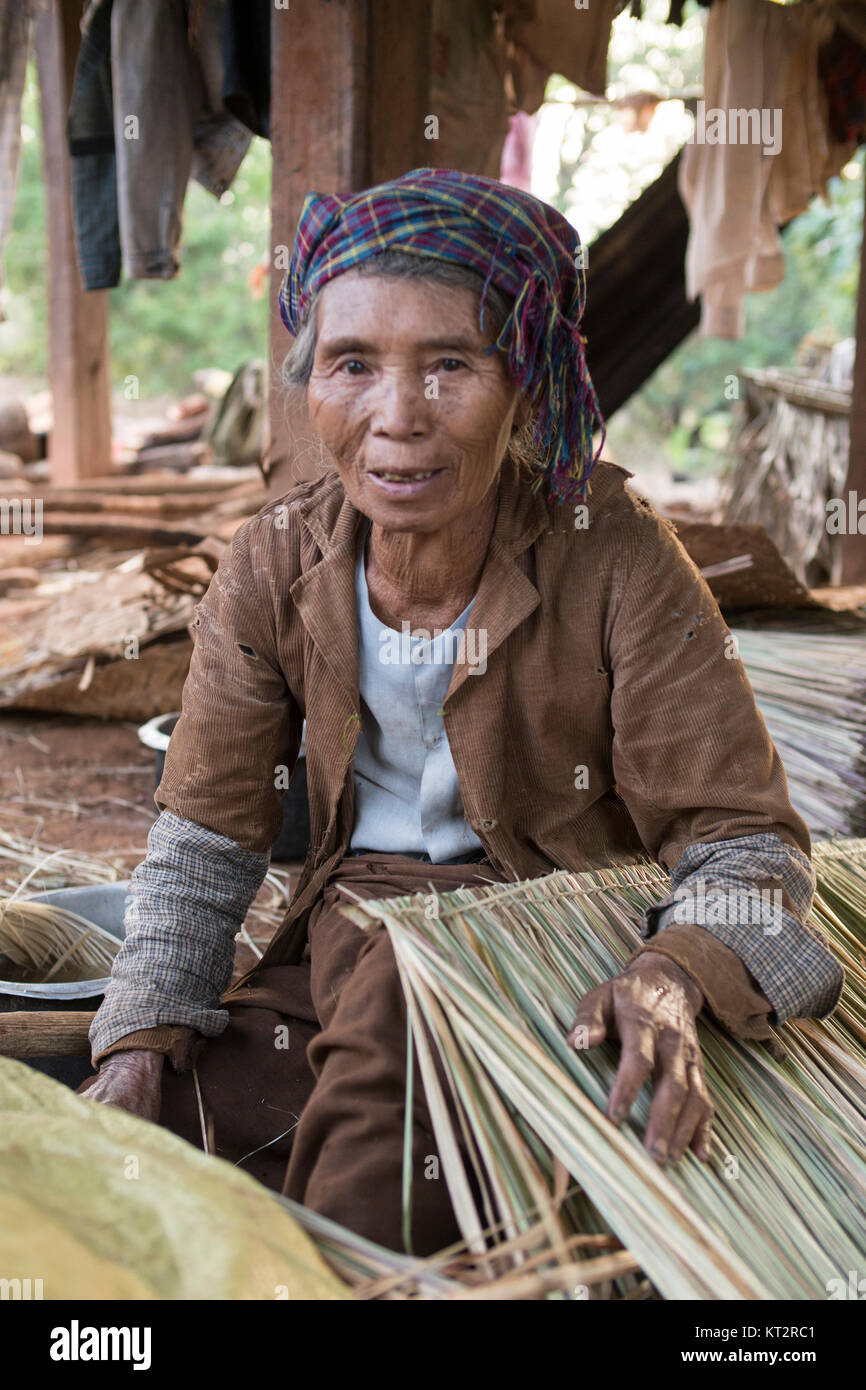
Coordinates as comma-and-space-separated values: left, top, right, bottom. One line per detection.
0, 67, 48, 377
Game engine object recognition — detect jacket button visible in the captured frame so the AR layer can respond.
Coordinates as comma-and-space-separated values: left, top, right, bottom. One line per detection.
476, 818, 498, 832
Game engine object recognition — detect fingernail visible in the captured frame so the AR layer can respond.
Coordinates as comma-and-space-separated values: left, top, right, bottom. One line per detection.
652, 1145, 668, 1163
611, 1106, 626, 1124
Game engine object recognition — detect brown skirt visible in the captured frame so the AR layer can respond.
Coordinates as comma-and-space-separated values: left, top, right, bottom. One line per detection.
159, 852, 506, 1255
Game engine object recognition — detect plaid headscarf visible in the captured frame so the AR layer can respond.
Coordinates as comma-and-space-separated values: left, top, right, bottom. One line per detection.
279, 167, 605, 502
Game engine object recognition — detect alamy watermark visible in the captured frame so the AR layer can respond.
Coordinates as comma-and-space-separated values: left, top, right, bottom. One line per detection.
690, 99, 782, 157
378, 622, 487, 675
0, 497, 42, 545
826, 1269, 866, 1299
826, 491, 866, 535
1, 1276, 43, 1299
49, 1321, 151, 1370
670, 878, 785, 935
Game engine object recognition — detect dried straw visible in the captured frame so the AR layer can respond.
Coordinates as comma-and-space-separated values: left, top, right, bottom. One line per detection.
338, 837, 866, 1300
0, 900, 120, 983
0, 824, 128, 983
0, 823, 134, 896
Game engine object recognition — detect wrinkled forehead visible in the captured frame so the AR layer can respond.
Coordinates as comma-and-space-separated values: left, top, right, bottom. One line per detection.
314, 271, 499, 352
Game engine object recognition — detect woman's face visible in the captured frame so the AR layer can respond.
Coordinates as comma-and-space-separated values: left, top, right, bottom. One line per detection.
306, 272, 521, 533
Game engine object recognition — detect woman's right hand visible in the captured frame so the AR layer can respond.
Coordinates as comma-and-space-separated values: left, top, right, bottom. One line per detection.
85, 1049, 164, 1123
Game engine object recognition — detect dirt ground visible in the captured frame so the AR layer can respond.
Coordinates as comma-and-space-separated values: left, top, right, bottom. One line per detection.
0, 711, 300, 975
0, 712, 159, 859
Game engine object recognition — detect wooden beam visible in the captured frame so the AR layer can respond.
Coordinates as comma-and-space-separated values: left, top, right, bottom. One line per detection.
582, 154, 700, 419
840, 184, 866, 585
266, 0, 370, 498
35, 0, 112, 485
368, 0, 433, 185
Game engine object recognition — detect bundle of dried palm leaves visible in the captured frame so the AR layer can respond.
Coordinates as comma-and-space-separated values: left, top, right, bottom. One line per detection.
734, 617, 866, 838
332, 838, 866, 1300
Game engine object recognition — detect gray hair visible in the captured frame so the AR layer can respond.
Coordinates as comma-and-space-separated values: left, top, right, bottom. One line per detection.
281, 248, 540, 472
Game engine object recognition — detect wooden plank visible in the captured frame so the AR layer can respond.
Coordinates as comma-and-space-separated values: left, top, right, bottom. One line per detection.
840, 186, 866, 584
6, 489, 257, 518
266, 0, 370, 498
37, 471, 262, 495
34, 0, 112, 485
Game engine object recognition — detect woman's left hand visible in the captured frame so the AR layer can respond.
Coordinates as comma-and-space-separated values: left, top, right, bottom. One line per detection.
569, 952, 713, 1165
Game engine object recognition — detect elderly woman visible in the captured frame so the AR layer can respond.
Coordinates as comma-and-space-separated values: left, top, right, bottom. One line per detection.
84, 169, 842, 1256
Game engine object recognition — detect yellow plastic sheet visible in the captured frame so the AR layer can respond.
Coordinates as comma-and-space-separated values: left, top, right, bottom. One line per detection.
0, 1059, 348, 1300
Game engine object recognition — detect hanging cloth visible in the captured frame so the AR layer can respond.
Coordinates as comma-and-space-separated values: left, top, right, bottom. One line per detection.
679, 0, 855, 340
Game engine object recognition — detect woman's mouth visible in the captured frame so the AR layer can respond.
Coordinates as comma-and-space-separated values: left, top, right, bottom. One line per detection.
366, 468, 444, 496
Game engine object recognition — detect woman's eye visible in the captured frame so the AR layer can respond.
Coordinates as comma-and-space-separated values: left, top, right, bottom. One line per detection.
439, 358, 465, 372
340, 359, 367, 375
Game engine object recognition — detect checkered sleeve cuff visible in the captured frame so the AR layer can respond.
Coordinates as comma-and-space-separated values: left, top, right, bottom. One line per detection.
89, 811, 270, 1062
640, 832, 843, 1023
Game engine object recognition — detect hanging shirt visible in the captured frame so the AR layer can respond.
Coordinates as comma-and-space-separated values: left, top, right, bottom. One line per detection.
349, 537, 484, 862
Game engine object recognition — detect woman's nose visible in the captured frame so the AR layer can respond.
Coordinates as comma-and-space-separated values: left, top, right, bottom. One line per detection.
369, 372, 430, 438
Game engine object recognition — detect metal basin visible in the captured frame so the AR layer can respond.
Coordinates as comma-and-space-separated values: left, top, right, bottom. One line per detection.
0, 881, 129, 1088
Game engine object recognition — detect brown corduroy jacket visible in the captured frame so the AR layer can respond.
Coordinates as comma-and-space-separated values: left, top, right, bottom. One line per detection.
148, 459, 810, 1026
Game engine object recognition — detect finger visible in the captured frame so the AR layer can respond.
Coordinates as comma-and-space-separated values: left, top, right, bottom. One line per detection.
606, 1009, 656, 1124
643, 1032, 690, 1163
688, 1067, 714, 1161
668, 1071, 712, 1163
690, 1110, 713, 1162
569, 982, 614, 1050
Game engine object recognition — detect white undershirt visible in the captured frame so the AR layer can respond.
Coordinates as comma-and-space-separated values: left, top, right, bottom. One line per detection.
349, 538, 484, 861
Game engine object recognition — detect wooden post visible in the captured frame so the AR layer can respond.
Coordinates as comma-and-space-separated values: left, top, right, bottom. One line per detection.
34, 0, 112, 485
840, 186, 866, 585
266, 0, 370, 497
266, 0, 433, 497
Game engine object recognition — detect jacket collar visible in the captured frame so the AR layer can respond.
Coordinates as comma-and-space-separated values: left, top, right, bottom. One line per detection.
289, 465, 550, 699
